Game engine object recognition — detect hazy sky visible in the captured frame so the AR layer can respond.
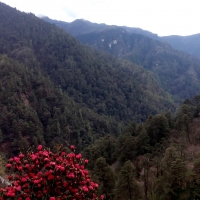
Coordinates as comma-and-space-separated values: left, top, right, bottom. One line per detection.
1, 0, 200, 36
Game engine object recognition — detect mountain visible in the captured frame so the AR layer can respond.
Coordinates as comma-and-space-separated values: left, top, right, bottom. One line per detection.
42, 17, 200, 59
41, 17, 159, 40
0, 2, 176, 122
51, 20, 200, 100
0, 54, 123, 156
0, 2, 177, 155
161, 34, 200, 57
41, 17, 111, 37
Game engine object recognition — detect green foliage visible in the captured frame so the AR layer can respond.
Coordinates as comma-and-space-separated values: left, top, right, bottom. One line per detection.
155, 147, 190, 200
115, 160, 142, 200
0, 2, 175, 123
192, 158, 200, 198
136, 128, 151, 155
70, 23, 200, 101
0, 55, 121, 156
145, 114, 169, 146
93, 157, 116, 199
83, 135, 117, 169
118, 135, 137, 163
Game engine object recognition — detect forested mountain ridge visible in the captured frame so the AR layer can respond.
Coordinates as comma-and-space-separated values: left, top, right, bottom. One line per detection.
41, 17, 111, 37
0, 55, 123, 156
0, 2, 178, 156
161, 33, 200, 58
42, 17, 200, 59
41, 17, 159, 40
0, 2, 175, 124
51, 20, 200, 100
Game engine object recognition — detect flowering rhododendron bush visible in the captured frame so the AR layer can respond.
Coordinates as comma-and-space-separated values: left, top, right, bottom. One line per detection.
0, 145, 104, 200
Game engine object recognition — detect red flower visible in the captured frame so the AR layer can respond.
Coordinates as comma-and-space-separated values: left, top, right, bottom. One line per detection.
31, 154, 37, 161
25, 164, 30, 168
82, 186, 89, 192
43, 190, 48, 194
43, 150, 49, 157
67, 153, 75, 158
0, 144, 103, 200
84, 159, 89, 164
89, 185, 93, 190
76, 153, 82, 159
70, 145, 75, 150
13, 157, 20, 162
6, 163, 12, 168
21, 177, 27, 182
67, 173, 75, 179
19, 153, 24, 158
16, 186, 21, 191
37, 145, 43, 151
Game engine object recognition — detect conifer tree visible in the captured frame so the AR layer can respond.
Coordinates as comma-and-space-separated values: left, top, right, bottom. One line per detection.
155, 147, 189, 199
192, 158, 200, 198
93, 157, 116, 200
115, 160, 141, 200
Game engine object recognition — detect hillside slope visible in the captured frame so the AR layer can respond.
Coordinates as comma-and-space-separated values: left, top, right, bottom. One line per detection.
42, 17, 200, 59
0, 2, 175, 123
0, 55, 124, 156
41, 17, 200, 100
74, 28, 200, 100
161, 34, 200, 57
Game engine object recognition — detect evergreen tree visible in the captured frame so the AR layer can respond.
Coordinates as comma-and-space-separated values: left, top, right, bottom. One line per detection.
115, 160, 142, 200
191, 158, 200, 198
146, 114, 169, 146
155, 147, 189, 200
93, 157, 116, 199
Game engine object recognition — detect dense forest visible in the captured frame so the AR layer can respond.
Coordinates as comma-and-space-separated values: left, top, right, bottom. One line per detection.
60, 25, 200, 100
0, 2, 175, 125
80, 95, 200, 199
0, 55, 122, 156
43, 17, 200, 100
2, 2, 200, 200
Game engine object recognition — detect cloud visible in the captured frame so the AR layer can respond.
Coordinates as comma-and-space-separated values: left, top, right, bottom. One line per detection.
1, 0, 200, 36
62, 8, 77, 20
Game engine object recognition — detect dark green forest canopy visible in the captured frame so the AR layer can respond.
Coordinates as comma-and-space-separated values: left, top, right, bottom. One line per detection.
81, 94, 200, 199
0, 55, 122, 156
0, 2, 175, 123
69, 26, 200, 100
